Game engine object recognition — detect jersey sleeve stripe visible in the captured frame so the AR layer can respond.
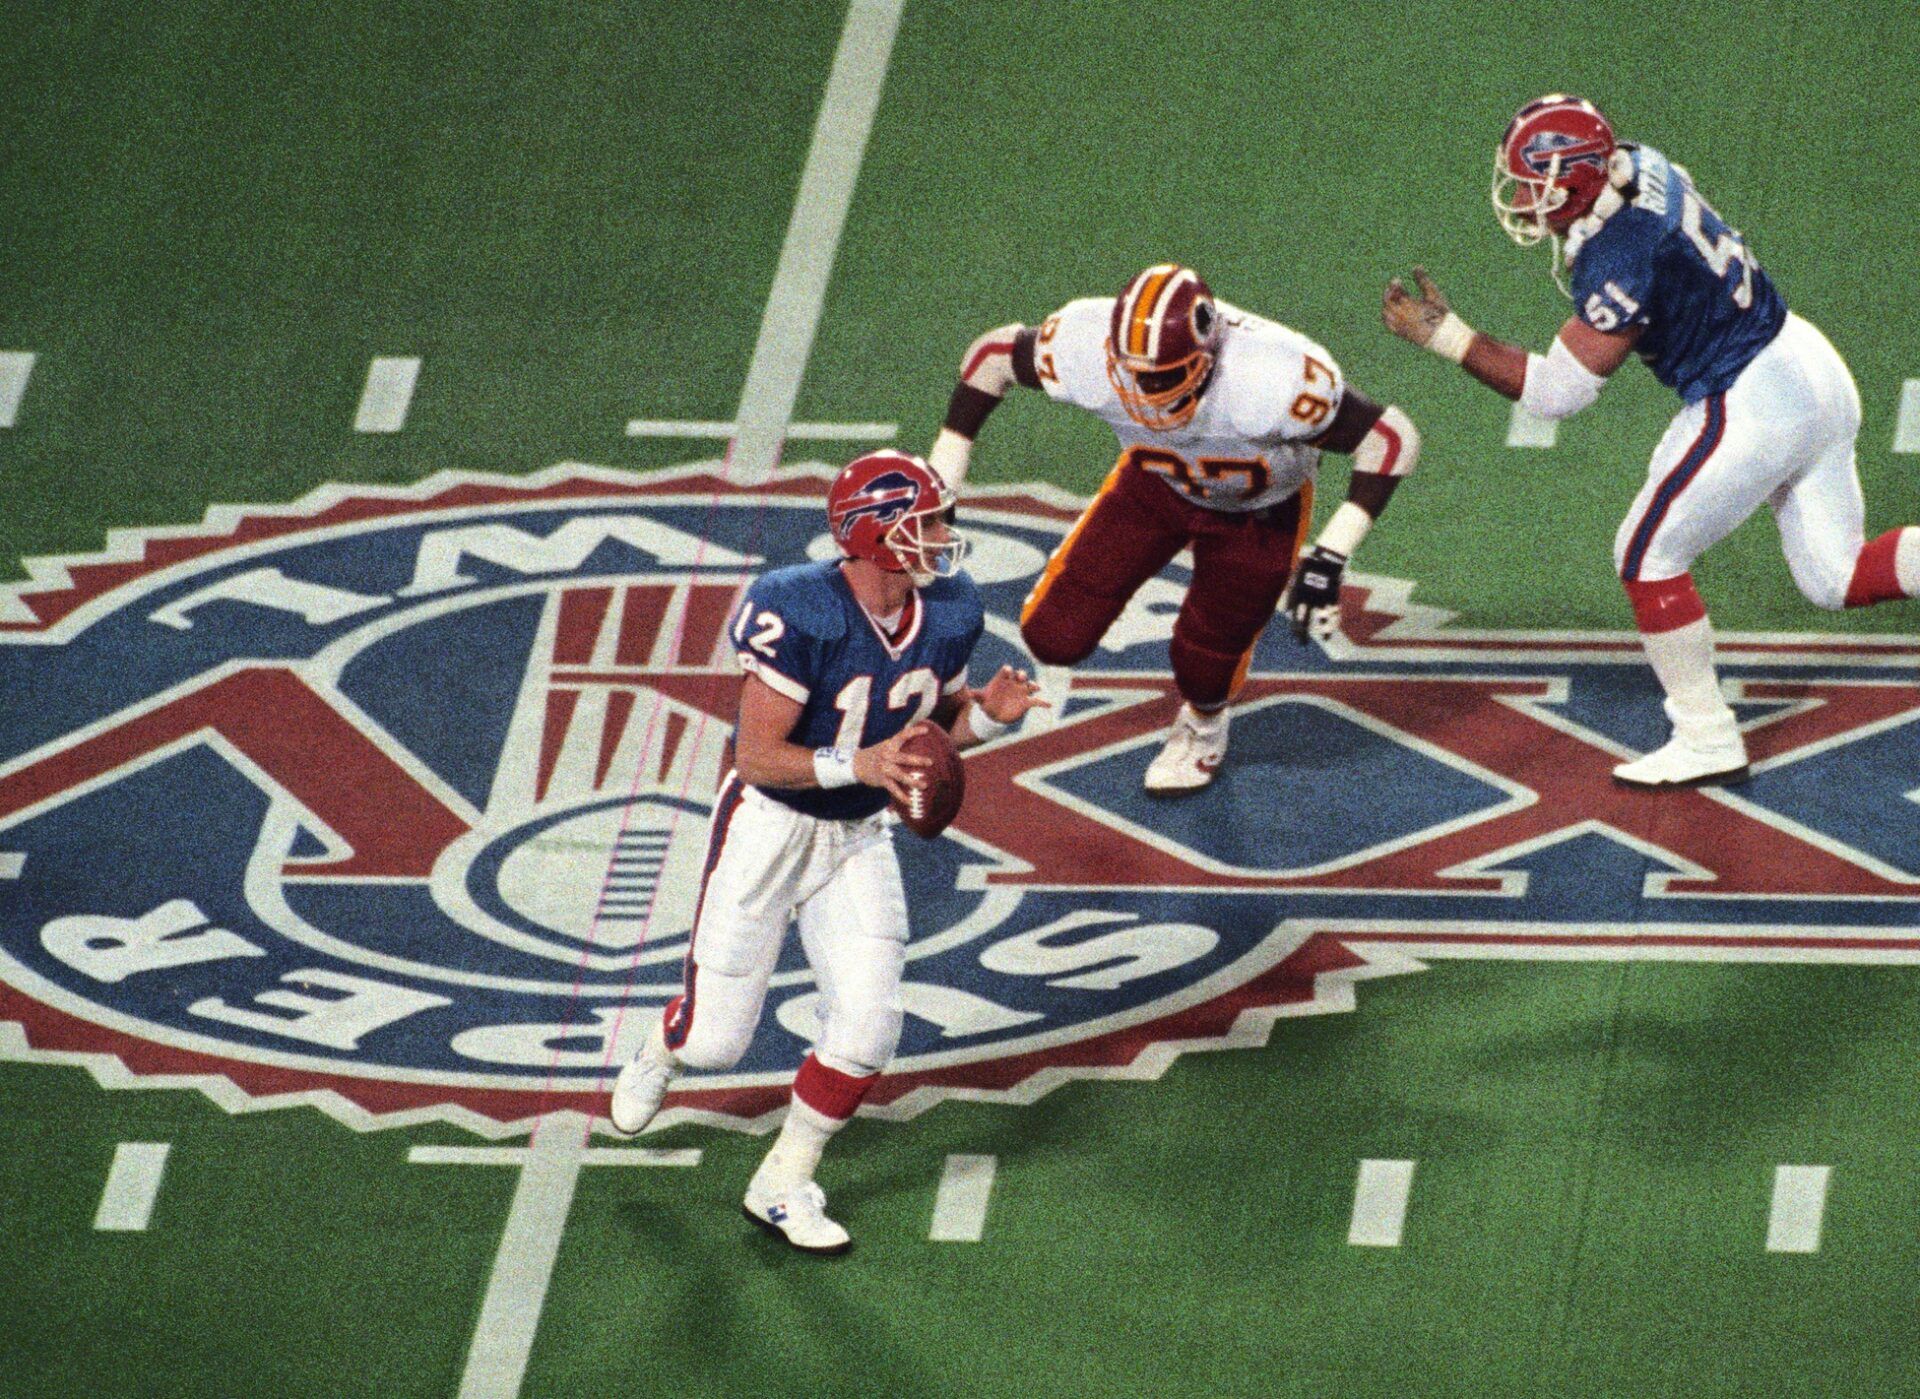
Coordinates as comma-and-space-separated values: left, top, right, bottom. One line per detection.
961, 339, 1015, 381
941, 668, 968, 695
1370, 418, 1404, 475
737, 652, 810, 703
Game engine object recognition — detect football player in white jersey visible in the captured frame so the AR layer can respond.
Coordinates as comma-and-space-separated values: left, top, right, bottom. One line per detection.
926, 263, 1422, 791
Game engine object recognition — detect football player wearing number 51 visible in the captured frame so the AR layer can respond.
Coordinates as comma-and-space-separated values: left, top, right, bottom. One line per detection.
1385, 95, 1920, 788
928, 264, 1422, 793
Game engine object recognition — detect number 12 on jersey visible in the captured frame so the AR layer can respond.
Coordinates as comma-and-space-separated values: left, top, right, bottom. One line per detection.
831, 670, 939, 750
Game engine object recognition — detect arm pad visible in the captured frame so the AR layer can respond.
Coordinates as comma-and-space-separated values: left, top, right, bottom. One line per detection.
933, 323, 1034, 489
958, 324, 1027, 396
1519, 336, 1607, 421
1350, 404, 1420, 478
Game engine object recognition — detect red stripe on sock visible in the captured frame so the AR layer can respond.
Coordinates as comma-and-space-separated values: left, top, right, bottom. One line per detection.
1623, 574, 1707, 634
792, 1054, 877, 1121
1845, 529, 1907, 608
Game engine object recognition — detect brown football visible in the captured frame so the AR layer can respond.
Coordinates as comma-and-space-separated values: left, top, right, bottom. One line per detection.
891, 721, 966, 838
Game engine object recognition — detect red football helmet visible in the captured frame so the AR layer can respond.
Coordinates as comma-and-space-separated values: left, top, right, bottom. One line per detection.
1493, 95, 1617, 245
826, 450, 967, 587
1105, 263, 1221, 431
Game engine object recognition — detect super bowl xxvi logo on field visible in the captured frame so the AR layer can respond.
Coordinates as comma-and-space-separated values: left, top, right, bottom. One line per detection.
2, 463, 1919, 1137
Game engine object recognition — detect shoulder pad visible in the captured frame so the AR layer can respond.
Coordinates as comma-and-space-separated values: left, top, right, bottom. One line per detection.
1049, 296, 1112, 343
746, 562, 848, 641
1217, 320, 1340, 439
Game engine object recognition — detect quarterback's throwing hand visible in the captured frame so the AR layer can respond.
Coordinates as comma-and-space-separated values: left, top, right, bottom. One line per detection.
1284, 545, 1348, 644
1382, 266, 1454, 349
977, 665, 1050, 726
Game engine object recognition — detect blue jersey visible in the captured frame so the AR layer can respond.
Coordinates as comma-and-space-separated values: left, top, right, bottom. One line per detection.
730, 561, 985, 820
1569, 144, 1787, 403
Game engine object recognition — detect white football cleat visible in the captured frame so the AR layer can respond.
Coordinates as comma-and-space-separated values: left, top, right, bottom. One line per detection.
608, 1023, 675, 1136
1612, 718, 1749, 789
1144, 703, 1229, 794
741, 1177, 851, 1256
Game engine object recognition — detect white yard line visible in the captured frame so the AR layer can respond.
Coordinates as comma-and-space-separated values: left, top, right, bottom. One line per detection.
0, 352, 36, 428
624, 419, 739, 438
454, 1113, 586, 1399
1506, 400, 1558, 448
409, 1144, 701, 1168
93, 1142, 171, 1232
1765, 1164, 1830, 1254
1347, 1158, 1415, 1247
726, 0, 904, 483
354, 356, 422, 434
408, 1111, 701, 1399
625, 419, 897, 441
928, 1154, 997, 1242
1894, 380, 1920, 453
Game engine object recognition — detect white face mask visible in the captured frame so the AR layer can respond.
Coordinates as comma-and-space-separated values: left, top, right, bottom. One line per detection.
889, 510, 969, 588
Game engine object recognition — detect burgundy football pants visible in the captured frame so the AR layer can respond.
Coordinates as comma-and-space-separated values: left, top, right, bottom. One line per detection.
1019, 456, 1310, 708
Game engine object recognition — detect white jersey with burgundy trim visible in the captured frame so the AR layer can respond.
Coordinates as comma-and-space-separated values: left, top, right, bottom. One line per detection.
1034, 295, 1345, 513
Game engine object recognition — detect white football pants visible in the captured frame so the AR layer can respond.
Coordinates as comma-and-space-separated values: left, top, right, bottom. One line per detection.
1615, 312, 1866, 606
664, 774, 907, 1078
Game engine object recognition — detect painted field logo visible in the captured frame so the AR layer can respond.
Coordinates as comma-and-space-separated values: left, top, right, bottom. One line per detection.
2, 462, 1919, 1136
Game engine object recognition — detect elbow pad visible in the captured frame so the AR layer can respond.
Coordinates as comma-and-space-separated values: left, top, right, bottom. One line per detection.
958, 324, 1026, 396
1351, 404, 1420, 478
1519, 337, 1606, 421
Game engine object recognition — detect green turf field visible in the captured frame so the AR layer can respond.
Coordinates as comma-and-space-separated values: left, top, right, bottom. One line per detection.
4, 3, 1920, 1396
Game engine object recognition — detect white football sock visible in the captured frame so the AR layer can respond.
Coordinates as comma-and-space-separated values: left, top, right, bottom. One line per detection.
754, 1097, 840, 1188
1638, 616, 1735, 735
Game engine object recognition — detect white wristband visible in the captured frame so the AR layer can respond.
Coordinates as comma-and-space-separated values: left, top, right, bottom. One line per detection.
928, 428, 972, 491
813, 747, 857, 789
1428, 312, 1475, 365
965, 705, 1009, 741
1315, 500, 1374, 559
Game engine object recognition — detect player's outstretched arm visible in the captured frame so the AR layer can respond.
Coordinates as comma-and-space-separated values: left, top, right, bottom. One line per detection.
943, 665, 1050, 749
1281, 387, 1421, 644
927, 323, 1042, 490
733, 673, 930, 804
1382, 266, 1636, 416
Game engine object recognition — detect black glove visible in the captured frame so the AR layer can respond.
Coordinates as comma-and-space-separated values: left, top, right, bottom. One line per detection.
1284, 544, 1348, 644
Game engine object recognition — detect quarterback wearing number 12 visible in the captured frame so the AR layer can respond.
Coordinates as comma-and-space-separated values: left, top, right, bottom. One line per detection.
928, 264, 1424, 792
1386, 94, 1920, 787
608, 451, 1044, 1255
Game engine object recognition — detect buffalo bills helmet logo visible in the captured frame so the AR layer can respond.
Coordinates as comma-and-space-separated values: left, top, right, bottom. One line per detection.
1521, 129, 1610, 176
830, 470, 919, 542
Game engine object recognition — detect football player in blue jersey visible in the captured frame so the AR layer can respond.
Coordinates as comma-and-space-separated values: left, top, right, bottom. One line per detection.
608, 449, 1045, 1254
1384, 94, 1920, 787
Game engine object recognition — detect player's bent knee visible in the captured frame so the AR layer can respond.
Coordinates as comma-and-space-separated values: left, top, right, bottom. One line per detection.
817, 1008, 902, 1080
1794, 567, 1851, 612
670, 1018, 756, 1072
1020, 605, 1098, 666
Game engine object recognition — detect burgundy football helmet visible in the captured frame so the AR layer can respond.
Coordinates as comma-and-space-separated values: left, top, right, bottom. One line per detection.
826, 450, 966, 587
1105, 263, 1221, 431
1493, 95, 1617, 245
